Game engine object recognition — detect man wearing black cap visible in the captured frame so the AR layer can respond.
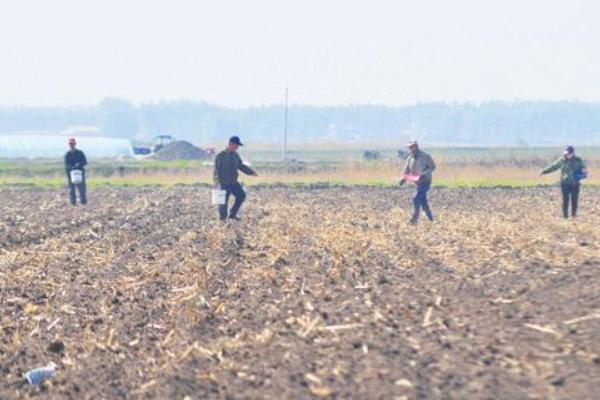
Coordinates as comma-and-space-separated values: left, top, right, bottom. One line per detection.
213, 136, 258, 221
540, 145, 587, 218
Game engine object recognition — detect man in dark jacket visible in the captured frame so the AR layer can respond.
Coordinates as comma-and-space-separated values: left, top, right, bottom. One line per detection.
64, 138, 88, 205
213, 136, 257, 221
540, 145, 587, 218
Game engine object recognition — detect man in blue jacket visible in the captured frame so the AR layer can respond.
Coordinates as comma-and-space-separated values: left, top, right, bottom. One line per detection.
64, 138, 88, 206
213, 136, 258, 221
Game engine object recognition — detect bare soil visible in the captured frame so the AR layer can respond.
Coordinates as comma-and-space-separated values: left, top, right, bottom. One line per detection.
150, 141, 208, 161
1, 186, 599, 399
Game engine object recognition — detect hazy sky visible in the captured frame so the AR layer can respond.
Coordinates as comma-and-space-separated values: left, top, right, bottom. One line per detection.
1, 0, 598, 107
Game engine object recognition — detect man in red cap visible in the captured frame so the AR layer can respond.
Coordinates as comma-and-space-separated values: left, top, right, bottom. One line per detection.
64, 138, 88, 205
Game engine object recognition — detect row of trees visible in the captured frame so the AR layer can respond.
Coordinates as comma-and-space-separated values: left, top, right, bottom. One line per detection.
1, 98, 599, 145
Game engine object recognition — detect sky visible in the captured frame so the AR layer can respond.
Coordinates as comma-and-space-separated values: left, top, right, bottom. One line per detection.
0, 0, 598, 107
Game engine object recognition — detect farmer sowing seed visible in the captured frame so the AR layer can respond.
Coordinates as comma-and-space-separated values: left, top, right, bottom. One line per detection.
213, 136, 257, 221
64, 137, 88, 206
540, 145, 587, 218
400, 140, 436, 225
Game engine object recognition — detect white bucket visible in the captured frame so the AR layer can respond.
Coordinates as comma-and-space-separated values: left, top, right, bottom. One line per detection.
70, 169, 83, 184
211, 189, 226, 205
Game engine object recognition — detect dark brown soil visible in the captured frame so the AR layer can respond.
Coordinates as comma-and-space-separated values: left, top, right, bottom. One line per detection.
150, 141, 208, 161
1, 186, 599, 399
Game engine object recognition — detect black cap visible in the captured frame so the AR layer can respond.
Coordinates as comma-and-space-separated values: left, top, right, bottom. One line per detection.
565, 145, 574, 154
229, 136, 243, 146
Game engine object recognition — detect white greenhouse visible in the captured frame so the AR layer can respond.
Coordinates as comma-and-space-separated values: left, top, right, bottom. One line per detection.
0, 135, 133, 158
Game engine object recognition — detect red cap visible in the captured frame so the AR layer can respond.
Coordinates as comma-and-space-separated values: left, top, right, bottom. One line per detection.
68, 137, 76, 145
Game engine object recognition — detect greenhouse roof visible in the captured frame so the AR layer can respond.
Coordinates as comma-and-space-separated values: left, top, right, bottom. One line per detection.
0, 135, 133, 158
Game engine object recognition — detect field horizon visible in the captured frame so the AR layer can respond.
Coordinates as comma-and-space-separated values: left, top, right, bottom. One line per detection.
0, 146, 598, 188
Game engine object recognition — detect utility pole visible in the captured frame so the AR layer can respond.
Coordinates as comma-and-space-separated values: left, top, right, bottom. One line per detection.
283, 87, 288, 161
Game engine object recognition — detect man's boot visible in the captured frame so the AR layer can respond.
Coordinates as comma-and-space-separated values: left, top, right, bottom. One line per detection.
423, 207, 434, 222
409, 214, 419, 225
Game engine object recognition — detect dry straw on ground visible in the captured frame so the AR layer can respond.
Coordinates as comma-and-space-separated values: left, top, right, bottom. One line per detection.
1, 186, 599, 399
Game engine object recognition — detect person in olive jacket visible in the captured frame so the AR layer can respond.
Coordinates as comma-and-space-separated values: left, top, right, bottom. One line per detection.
540, 145, 587, 218
213, 136, 257, 221
400, 140, 437, 225
64, 137, 88, 206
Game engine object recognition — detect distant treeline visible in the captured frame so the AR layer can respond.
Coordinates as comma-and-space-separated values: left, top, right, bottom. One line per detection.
1, 98, 599, 145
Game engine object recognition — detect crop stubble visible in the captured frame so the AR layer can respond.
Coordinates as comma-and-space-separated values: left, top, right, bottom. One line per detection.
1, 186, 600, 399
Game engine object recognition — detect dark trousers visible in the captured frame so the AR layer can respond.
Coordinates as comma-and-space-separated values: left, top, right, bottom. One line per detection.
69, 181, 87, 205
561, 183, 580, 218
412, 182, 433, 222
219, 183, 246, 220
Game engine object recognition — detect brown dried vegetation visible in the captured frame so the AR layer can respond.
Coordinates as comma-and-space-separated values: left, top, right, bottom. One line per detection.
1, 186, 600, 399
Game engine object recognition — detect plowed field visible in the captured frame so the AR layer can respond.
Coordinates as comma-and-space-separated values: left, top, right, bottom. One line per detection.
1, 186, 600, 399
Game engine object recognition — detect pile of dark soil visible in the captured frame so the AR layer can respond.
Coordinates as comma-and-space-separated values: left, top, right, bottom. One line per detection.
150, 141, 208, 161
